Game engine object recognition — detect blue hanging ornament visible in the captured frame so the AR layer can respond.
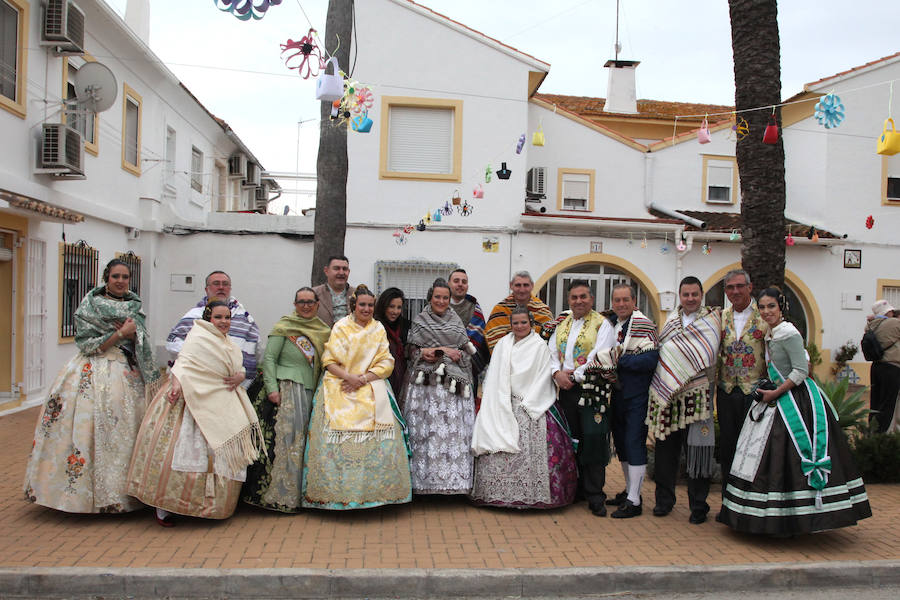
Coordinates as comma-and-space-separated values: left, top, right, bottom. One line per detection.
814, 93, 845, 129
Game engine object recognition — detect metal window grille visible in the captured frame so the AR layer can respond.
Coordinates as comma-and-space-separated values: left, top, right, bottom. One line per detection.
116, 251, 142, 295
60, 241, 98, 338
25, 239, 46, 393
375, 260, 459, 321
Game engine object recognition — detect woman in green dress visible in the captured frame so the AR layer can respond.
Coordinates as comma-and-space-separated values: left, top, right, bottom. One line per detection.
243, 287, 331, 512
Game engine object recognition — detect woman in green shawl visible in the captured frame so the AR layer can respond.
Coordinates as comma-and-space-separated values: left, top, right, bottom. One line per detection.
242, 287, 331, 512
24, 259, 161, 514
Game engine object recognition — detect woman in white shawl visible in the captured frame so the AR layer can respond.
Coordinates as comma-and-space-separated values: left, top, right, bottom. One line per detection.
127, 301, 263, 526
470, 307, 577, 508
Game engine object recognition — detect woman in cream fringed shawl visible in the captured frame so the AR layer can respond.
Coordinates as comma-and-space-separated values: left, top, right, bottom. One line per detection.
470, 307, 577, 508
301, 285, 412, 510
127, 301, 263, 526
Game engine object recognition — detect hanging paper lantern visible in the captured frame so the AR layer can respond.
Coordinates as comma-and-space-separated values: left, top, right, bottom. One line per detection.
866, 215, 874, 229
496, 162, 512, 180
215, 0, 282, 21
814, 93, 845, 129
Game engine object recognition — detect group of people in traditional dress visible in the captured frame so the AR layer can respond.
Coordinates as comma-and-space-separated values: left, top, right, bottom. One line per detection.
23, 256, 872, 536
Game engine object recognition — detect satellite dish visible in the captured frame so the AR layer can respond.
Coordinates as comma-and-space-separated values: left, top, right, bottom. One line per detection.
74, 62, 118, 113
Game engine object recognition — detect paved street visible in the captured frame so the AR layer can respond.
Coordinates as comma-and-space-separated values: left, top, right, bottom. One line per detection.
2, 405, 898, 572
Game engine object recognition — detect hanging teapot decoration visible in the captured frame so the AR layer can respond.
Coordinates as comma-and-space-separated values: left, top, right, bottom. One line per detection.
496, 162, 512, 180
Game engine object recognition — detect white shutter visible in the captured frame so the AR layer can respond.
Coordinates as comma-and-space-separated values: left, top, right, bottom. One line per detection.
562, 173, 590, 210
24, 239, 46, 393
388, 106, 454, 174
708, 165, 732, 188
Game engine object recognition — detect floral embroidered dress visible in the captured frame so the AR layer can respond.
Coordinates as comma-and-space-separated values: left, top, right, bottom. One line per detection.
24, 287, 160, 513
301, 316, 411, 510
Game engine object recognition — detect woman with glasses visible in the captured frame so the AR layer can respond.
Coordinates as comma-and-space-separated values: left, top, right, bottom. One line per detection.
242, 288, 331, 512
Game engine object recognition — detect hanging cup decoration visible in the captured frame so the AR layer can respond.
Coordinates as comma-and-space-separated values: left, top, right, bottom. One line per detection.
697, 116, 712, 144
876, 119, 900, 156
316, 57, 344, 102
762, 114, 779, 144
532, 122, 545, 146
351, 111, 373, 133
496, 162, 512, 180
729, 229, 740, 242
215, 0, 282, 21
516, 134, 526, 154
473, 184, 484, 199
814, 93, 845, 129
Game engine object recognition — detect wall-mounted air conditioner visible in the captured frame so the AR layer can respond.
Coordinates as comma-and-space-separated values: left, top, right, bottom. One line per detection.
254, 184, 270, 210
38, 124, 84, 177
526, 167, 546, 197
243, 162, 261, 187
228, 154, 248, 179
41, 0, 85, 55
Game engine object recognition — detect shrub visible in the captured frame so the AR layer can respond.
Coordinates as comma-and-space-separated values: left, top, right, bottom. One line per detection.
815, 376, 870, 431
850, 431, 900, 483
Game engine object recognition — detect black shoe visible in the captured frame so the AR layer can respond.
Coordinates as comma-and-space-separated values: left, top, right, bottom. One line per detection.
605, 490, 627, 506
715, 510, 725, 523
689, 512, 707, 525
611, 499, 643, 519
652, 505, 672, 517
589, 502, 607, 517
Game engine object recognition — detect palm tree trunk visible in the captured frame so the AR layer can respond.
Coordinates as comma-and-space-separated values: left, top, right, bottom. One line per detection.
311, 0, 352, 286
729, 0, 786, 292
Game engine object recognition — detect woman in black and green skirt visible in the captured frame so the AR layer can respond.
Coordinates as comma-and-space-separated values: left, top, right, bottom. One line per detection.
242, 287, 331, 512
719, 287, 872, 535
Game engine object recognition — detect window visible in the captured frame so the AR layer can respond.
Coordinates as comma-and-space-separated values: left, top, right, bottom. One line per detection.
63, 56, 99, 155
379, 97, 463, 182
0, 0, 28, 118
115, 251, 142, 295
877, 279, 900, 312
164, 126, 176, 193
58, 241, 99, 341
557, 168, 595, 211
882, 156, 900, 205
702, 155, 738, 205
121, 83, 142, 176
191, 146, 203, 192
375, 260, 459, 321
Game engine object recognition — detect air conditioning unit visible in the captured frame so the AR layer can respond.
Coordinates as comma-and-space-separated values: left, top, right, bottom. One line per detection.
125, 227, 141, 240
41, 0, 85, 55
227, 154, 248, 179
526, 167, 546, 197
40, 123, 84, 175
254, 184, 270, 210
243, 162, 261, 187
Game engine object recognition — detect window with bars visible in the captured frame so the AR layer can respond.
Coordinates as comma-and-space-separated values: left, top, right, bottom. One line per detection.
59, 241, 99, 340
115, 251, 142, 296
191, 146, 203, 192
881, 286, 900, 310
375, 260, 459, 321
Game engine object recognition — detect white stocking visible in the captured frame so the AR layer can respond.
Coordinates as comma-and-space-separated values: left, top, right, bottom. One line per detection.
627, 464, 645, 505
156, 507, 172, 520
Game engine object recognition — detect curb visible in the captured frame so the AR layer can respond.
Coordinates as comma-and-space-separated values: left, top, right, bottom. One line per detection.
1, 561, 899, 598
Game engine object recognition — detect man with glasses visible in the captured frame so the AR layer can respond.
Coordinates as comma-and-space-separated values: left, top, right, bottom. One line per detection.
166, 270, 261, 387
715, 269, 768, 513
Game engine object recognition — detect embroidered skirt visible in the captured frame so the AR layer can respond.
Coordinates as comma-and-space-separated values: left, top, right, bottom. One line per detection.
470, 399, 577, 509
403, 382, 475, 494
24, 350, 146, 514
720, 383, 872, 535
301, 385, 412, 510
126, 385, 242, 520
242, 379, 313, 512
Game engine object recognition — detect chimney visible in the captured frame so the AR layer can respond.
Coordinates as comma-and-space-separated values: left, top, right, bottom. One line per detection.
603, 59, 640, 114
125, 0, 150, 45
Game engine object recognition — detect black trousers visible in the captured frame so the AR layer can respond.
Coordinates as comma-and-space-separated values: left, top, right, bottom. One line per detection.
870, 361, 900, 433
558, 386, 607, 505
653, 428, 710, 516
716, 386, 754, 496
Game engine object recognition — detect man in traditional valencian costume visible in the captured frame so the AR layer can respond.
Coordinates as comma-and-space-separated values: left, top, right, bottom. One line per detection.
486, 271, 552, 353
594, 284, 659, 519
549, 280, 616, 516
647, 277, 722, 524
448, 268, 490, 380
715, 269, 768, 515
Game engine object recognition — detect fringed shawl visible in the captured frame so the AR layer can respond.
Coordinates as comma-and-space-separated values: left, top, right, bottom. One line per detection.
171, 319, 264, 476
486, 295, 553, 352
268, 312, 332, 382
408, 305, 473, 394
75, 286, 159, 384
589, 310, 659, 378
471, 331, 556, 455
320, 316, 395, 442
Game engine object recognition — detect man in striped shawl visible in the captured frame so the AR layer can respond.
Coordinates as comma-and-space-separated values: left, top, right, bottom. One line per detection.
485, 271, 552, 353
448, 269, 490, 378
166, 270, 260, 388
647, 277, 721, 525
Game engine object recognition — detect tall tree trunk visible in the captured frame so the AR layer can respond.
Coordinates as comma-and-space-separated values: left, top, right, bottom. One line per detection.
311, 0, 352, 286
729, 0, 786, 292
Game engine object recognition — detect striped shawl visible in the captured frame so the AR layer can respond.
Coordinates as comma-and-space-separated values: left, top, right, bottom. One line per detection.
485, 295, 553, 352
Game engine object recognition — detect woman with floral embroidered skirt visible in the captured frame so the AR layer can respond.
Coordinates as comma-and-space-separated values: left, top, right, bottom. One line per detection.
402, 278, 477, 495
242, 287, 331, 512
470, 307, 577, 508
24, 259, 161, 514
719, 287, 872, 535
301, 285, 412, 510
127, 301, 264, 526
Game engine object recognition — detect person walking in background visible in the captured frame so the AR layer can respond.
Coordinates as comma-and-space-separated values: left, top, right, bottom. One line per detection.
485, 271, 552, 353
302, 285, 411, 510
374, 287, 411, 400
312, 255, 352, 327
166, 270, 260, 388
863, 299, 900, 432
128, 300, 263, 526
25, 259, 161, 514
242, 287, 331, 513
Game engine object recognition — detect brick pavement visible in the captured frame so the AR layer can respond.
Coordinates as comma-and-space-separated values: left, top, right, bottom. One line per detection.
2, 407, 898, 571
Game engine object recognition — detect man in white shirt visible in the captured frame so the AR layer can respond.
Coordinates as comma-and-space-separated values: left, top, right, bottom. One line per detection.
549, 280, 615, 516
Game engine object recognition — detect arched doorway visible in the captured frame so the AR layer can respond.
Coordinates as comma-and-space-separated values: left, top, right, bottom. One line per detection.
535, 254, 662, 325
